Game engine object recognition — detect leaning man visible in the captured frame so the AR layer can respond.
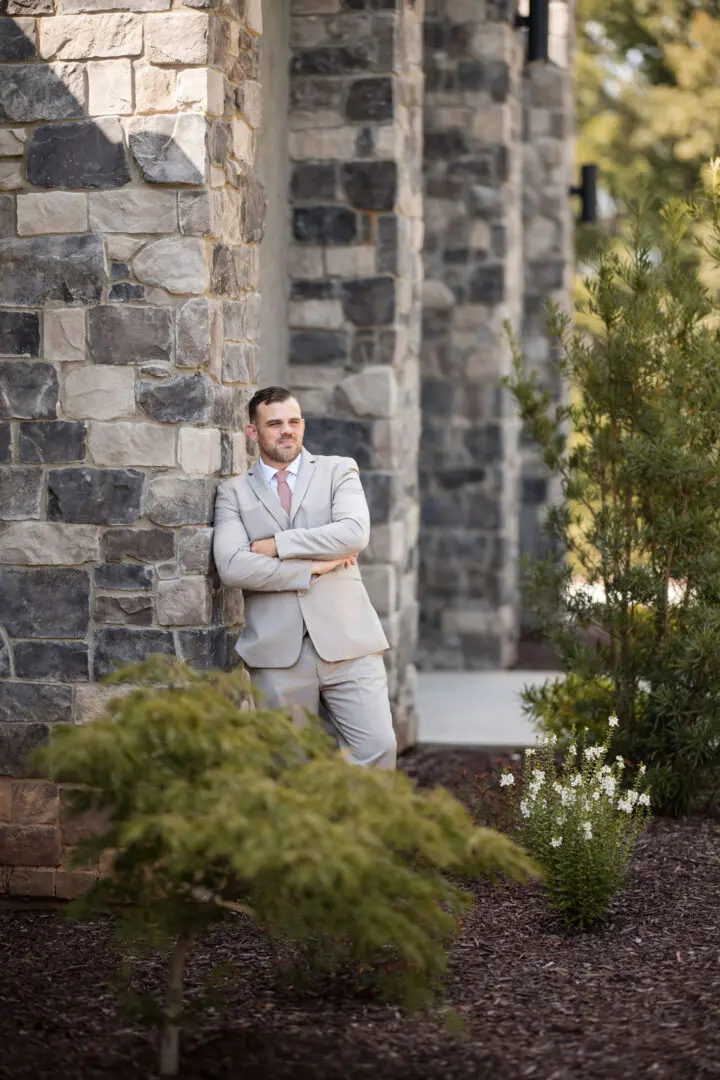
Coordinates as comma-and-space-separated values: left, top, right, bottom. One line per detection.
213, 386, 397, 769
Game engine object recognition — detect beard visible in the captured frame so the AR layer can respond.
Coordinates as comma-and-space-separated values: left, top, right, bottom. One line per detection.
257, 433, 302, 465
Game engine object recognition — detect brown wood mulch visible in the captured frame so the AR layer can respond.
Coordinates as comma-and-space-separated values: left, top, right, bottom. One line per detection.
2, 746, 719, 1080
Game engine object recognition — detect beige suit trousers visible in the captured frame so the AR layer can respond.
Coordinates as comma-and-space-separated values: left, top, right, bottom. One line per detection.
249, 637, 397, 770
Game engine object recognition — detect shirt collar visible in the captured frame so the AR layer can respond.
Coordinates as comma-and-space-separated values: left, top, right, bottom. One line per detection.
258, 452, 302, 485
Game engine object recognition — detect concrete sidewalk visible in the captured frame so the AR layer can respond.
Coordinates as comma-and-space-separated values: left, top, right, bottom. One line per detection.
415, 670, 561, 747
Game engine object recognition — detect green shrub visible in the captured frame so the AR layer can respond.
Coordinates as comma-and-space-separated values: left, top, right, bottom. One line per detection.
505, 177, 720, 815
33, 657, 537, 1076
500, 719, 651, 928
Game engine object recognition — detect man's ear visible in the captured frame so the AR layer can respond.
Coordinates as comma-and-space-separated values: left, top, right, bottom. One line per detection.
245, 423, 257, 441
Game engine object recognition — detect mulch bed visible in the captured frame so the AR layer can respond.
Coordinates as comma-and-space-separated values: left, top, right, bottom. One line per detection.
2, 746, 719, 1080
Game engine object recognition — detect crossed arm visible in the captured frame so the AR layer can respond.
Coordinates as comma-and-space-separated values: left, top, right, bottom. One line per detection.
213, 460, 370, 593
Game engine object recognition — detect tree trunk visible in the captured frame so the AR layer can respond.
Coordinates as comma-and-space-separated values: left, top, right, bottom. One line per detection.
159, 930, 195, 1077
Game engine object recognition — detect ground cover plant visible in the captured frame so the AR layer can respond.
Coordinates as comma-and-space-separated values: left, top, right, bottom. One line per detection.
506, 170, 720, 815
32, 659, 535, 1077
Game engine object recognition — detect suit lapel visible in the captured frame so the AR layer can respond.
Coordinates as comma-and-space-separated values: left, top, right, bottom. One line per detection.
290, 448, 317, 523
246, 467, 290, 530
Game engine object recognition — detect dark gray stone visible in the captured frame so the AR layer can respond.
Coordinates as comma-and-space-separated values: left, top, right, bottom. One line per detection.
103, 527, 174, 564
289, 75, 344, 112
377, 214, 397, 273
527, 259, 565, 292
0, 682, 74, 723
27, 119, 130, 189
177, 527, 213, 574
0, 567, 90, 638
420, 493, 468, 528
522, 477, 548, 505
110, 262, 131, 282
304, 418, 373, 468
341, 161, 396, 211
457, 59, 485, 91
290, 280, 334, 301
0, 196, 13, 239
0, 17, 35, 60
94, 595, 153, 627
469, 264, 505, 304
178, 190, 210, 236
0, 467, 42, 520
341, 277, 395, 326
421, 379, 455, 417
108, 283, 145, 302
0, 423, 9, 462
88, 305, 173, 365
137, 376, 213, 424
486, 60, 510, 102
0, 361, 58, 419
467, 493, 502, 530
291, 163, 337, 202
362, 471, 392, 524
464, 424, 503, 463
18, 421, 86, 464
128, 117, 204, 185
176, 298, 211, 368
0, 235, 105, 307
291, 46, 372, 76
289, 331, 349, 365
93, 627, 175, 678
0, 723, 51, 778
0, 311, 39, 358
14, 642, 89, 682
178, 627, 226, 670
345, 77, 393, 121
0, 63, 84, 122
94, 563, 153, 591
47, 468, 144, 525
0, 635, 9, 677
293, 206, 357, 246
468, 185, 502, 219
211, 245, 253, 299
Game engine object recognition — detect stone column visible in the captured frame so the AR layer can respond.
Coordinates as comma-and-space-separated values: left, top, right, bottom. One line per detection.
0, 0, 263, 896
286, 0, 424, 748
419, 0, 524, 670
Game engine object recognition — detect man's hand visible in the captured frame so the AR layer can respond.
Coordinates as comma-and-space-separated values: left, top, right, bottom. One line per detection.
251, 537, 278, 557
311, 555, 357, 576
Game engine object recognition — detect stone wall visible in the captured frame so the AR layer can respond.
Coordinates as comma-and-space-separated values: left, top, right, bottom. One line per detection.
418, 0, 525, 670
285, 0, 425, 748
0, 0, 263, 896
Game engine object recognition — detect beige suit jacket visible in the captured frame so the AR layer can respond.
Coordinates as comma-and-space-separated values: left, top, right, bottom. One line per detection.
213, 448, 389, 668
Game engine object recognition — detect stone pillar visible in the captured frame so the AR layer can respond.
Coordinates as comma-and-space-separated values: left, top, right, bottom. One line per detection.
0, 0, 263, 896
286, 0, 424, 748
418, 0, 524, 670
519, 1, 574, 629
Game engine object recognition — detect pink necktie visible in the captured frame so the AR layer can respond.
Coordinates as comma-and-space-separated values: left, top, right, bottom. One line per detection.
275, 469, 292, 515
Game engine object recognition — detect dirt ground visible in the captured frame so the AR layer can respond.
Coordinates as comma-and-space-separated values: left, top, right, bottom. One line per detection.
1, 746, 719, 1080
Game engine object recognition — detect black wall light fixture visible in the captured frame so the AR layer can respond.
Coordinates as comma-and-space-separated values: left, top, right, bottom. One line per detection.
515, 0, 550, 63
570, 164, 598, 224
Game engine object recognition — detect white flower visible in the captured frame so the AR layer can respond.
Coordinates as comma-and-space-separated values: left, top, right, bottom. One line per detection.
568, 745, 577, 755
616, 755, 625, 767
550, 837, 562, 848
499, 772, 515, 787
556, 814, 566, 825
600, 765, 612, 776
570, 772, 583, 788
520, 799, 531, 818
638, 793, 651, 807
609, 715, 619, 727
617, 798, 633, 814
592, 790, 601, 801
552, 781, 563, 794
560, 787, 575, 807
525, 748, 535, 757
584, 745, 603, 761
581, 821, 593, 840
600, 775, 616, 798
531, 769, 546, 782
627, 789, 639, 806
638, 764, 647, 776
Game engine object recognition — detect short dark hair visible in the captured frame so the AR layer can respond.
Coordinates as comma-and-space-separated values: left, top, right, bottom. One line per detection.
248, 386, 297, 425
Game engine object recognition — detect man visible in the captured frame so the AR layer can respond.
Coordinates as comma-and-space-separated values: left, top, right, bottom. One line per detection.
213, 386, 397, 769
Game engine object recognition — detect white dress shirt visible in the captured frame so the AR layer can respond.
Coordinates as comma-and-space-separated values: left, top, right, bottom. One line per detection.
258, 452, 301, 502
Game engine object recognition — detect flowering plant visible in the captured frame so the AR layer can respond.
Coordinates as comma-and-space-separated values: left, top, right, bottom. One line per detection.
500, 716, 651, 928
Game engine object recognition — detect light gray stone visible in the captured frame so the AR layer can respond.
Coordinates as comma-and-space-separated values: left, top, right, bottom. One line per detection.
0, 468, 42, 520
45, 309, 86, 364
0, 522, 99, 565
176, 298, 213, 367
178, 426, 220, 475
222, 341, 255, 384
156, 576, 210, 626
0, 163, 23, 192
132, 237, 209, 295
62, 366, 135, 420
89, 422, 177, 467
127, 114, 206, 185
177, 527, 212, 573
88, 189, 177, 234
88, 59, 132, 115
16, 193, 88, 236
338, 366, 398, 419
39, 13, 143, 59
145, 12, 210, 65
145, 475, 214, 526
0, 130, 26, 157
134, 65, 177, 113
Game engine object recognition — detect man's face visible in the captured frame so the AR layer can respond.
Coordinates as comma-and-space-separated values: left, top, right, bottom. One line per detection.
247, 397, 305, 465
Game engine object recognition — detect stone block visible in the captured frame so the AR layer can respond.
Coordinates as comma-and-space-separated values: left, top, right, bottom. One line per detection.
88, 58, 132, 115
26, 118, 130, 188
288, 127, 357, 162
236, 79, 262, 129
0, 129, 27, 157
60, 0, 171, 10
39, 13, 142, 59
178, 427, 221, 475
56, 870, 98, 899
0, 17, 36, 60
48, 467, 144, 525
128, 114, 206, 184
222, 341, 255, 384
0, 423, 10, 463
45, 308, 86, 364
0, 566, 89, 637
341, 161, 397, 212
345, 76, 392, 121
18, 420, 86, 463
360, 563, 396, 616
93, 626, 175, 678
0, 467, 42, 519
157, 576, 210, 626
341, 277, 395, 327
338, 366, 397, 419
176, 298, 213, 367
0, 311, 39, 357
293, 206, 357, 246
223, 295, 260, 343
88, 421, 176, 468
211, 244, 257, 300
11, 780, 59, 827
94, 562, 152, 590
16, 191, 89, 237
178, 627, 225, 670
0, 361, 58, 420
288, 300, 344, 330
303, 417, 373, 468
103, 526, 174, 563
7, 868, 56, 897
88, 305, 173, 365
134, 64, 176, 113
94, 593, 152, 626
137, 375, 213, 424
177, 68, 224, 115
177, 527, 212, 574
0, 777, 9, 821
145, 475, 214, 526
0, 522, 99, 565
14, 642, 89, 682
0, 62, 85, 122
0, 824, 61, 866
325, 246, 375, 277
0, 160, 23, 191
0, 723, 51, 778
62, 366, 135, 421
178, 191, 210, 236
0, 196, 13, 239
133, 237, 209, 295
0, 235, 105, 306
146, 11, 209, 64
289, 331, 348, 365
